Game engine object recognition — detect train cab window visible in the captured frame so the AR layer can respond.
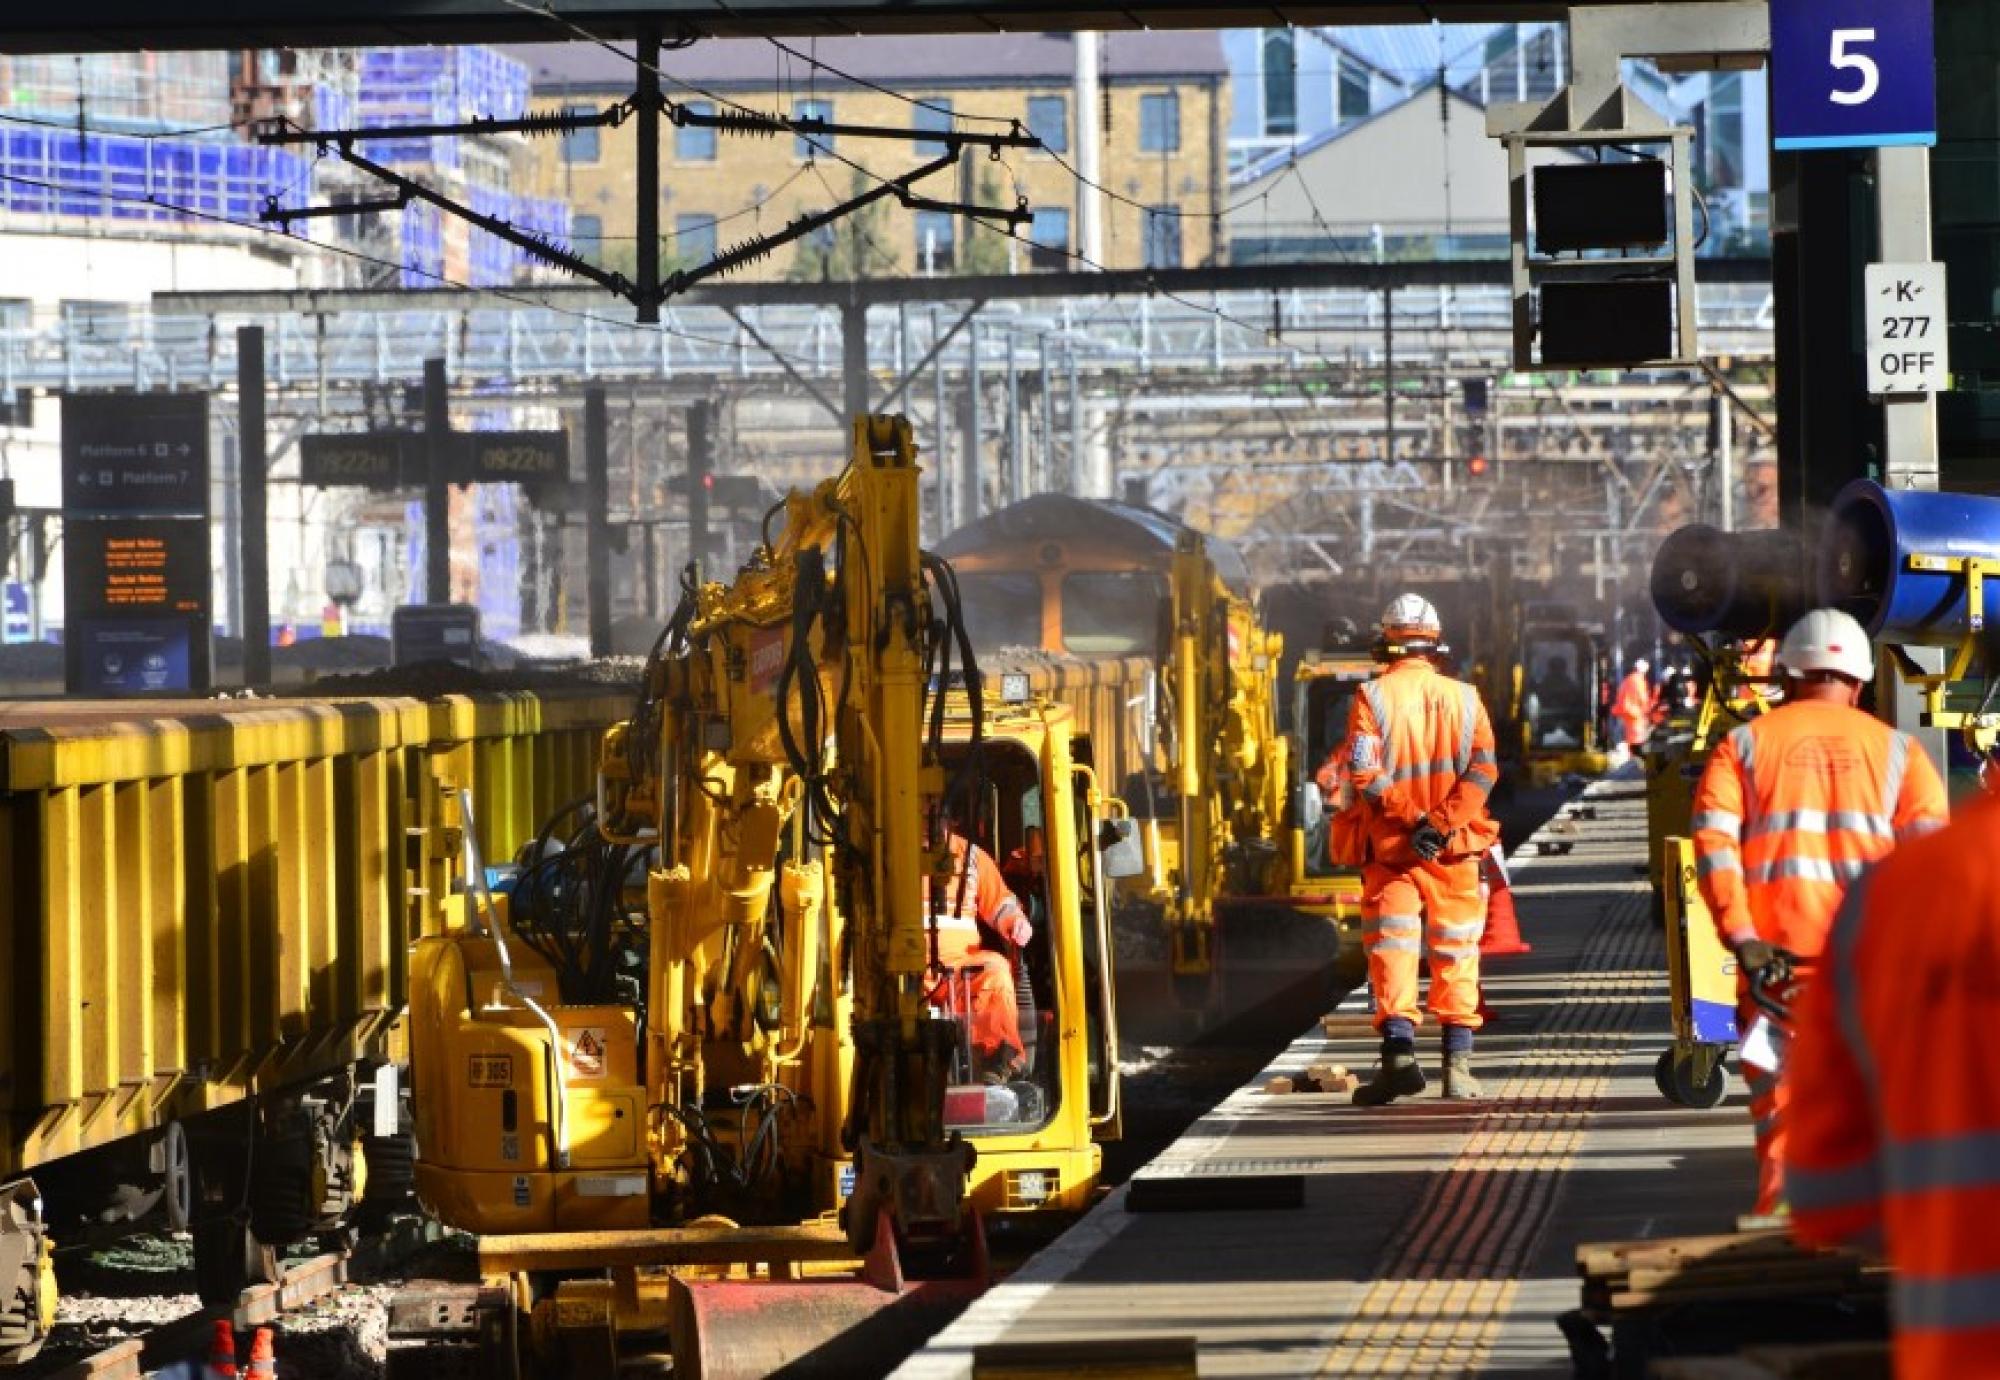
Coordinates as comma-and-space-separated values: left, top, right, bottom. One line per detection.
1523, 635, 1592, 747
1060, 571, 1165, 655
931, 742, 1060, 1137
957, 570, 1045, 652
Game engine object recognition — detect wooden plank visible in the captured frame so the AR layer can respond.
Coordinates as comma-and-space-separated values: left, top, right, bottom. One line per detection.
973, 1336, 1199, 1379
478, 1224, 858, 1274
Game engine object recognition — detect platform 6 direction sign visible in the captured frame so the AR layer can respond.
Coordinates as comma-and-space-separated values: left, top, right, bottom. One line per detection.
1771, 0, 1937, 151
1865, 262, 1949, 396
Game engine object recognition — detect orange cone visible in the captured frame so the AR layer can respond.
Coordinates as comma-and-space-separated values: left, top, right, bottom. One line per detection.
205, 1320, 239, 1379
245, 1327, 276, 1378
1480, 884, 1531, 955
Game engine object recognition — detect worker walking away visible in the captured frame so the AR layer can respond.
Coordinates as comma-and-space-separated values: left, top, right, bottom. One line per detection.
924, 816, 1035, 1083
1612, 657, 1660, 755
1692, 609, 1947, 1217
1786, 789, 2000, 1378
1345, 595, 1502, 1105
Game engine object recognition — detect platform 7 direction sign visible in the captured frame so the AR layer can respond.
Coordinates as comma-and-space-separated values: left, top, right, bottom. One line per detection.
1864, 262, 1949, 397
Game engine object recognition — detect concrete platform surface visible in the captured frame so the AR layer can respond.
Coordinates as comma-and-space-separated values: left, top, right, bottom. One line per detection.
897, 772, 1757, 1379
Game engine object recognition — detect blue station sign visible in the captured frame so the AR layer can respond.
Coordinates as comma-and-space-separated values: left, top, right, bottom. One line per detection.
1771, 0, 1937, 151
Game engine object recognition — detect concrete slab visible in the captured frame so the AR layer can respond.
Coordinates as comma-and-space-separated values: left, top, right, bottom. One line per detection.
897, 771, 1757, 1380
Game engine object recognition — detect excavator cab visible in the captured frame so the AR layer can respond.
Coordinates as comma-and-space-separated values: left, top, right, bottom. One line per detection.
921, 713, 1124, 1222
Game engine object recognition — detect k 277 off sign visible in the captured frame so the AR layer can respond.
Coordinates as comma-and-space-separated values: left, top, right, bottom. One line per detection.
1864, 262, 1949, 396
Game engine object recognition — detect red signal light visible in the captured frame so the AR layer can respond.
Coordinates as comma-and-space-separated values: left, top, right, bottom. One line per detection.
1468, 455, 1490, 477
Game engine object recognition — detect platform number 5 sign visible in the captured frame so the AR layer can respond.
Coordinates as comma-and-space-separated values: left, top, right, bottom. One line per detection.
1772, 0, 1936, 151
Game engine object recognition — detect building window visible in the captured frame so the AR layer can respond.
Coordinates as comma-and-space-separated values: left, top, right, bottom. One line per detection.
572, 213, 602, 249
1026, 95, 1068, 154
1142, 207, 1180, 269
1139, 93, 1180, 154
676, 214, 718, 265
914, 99, 955, 156
1028, 206, 1070, 270
915, 209, 956, 271
1337, 56, 1370, 123
677, 102, 718, 161
793, 98, 833, 158
562, 110, 600, 164
1262, 30, 1297, 138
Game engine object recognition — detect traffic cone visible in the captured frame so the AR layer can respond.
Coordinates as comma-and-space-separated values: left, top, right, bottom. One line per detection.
244, 1327, 276, 1378
205, 1320, 239, 1379
1480, 883, 1531, 956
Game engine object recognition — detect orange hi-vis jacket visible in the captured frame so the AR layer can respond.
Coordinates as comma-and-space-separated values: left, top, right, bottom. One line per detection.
1692, 701, 1947, 958
1613, 669, 1659, 746
1345, 658, 1502, 866
1788, 792, 2000, 1378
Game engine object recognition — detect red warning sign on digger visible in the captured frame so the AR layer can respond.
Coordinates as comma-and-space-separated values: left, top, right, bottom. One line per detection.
566, 1027, 608, 1080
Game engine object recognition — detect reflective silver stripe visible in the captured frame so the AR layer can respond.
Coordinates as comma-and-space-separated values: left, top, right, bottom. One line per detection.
1691, 811, 1743, 839
1456, 683, 1478, 774
1830, 872, 1881, 1110
1368, 914, 1422, 935
1391, 760, 1454, 784
1788, 1157, 1882, 1215
1745, 856, 1870, 885
1895, 1272, 2000, 1333
1362, 681, 1395, 776
1369, 936, 1422, 954
1433, 921, 1483, 944
1886, 1131, 2000, 1195
1729, 723, 1760, 830
1361, 775, 1391, 800
1429, 942, 1479, 959
1696, 848, 1742, 879
1902, 816, 1947, 839
1745, 1068, 1780, 1098
1468, 749, 1498, 769
1745, 809, 1894, 841
1884, 731, 1911, 820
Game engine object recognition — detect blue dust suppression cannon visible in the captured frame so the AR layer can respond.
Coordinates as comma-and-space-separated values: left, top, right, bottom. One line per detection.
1819, 480, 2000, 646
1650, 525, 1810, 639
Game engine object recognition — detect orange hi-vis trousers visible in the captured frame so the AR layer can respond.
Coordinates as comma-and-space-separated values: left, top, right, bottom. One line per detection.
1739, 982, 1791, 1217
1362, 858, 1484, 1032
934, 930, 1024, 1066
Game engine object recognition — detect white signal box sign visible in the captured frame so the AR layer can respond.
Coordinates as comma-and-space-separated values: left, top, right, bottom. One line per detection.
1865, 261, 1949, 396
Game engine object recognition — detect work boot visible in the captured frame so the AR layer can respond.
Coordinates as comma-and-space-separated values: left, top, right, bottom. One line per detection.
1352, 1044, 1426, 1107
1441, 1053, 1485, 1101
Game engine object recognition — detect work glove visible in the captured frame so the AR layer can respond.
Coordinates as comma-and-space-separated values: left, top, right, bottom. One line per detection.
1004, 913, 1034, 948
1410, 817, 1449, 863
1734, 937, 1777, 977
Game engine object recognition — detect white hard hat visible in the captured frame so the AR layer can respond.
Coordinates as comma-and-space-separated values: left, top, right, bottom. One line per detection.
1632, 657, 1650, 673
1379, 593, 1442, 640
1777, 608, 1874, 682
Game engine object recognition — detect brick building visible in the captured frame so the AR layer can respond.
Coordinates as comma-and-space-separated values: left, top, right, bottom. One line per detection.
505, 33, 1229, 278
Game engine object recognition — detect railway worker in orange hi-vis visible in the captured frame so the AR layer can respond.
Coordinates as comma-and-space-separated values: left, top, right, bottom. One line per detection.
1345, 594, 1503, 1105
1786, 792, 2000, 1379
1613, 656, 1660, 750
923, 815, 1034, 1083
1692, 608, 1948, 1219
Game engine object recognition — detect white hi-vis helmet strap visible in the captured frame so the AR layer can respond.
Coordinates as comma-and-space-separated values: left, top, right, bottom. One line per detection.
1379, 593, 1443, 640
1777, 608, 1875, 683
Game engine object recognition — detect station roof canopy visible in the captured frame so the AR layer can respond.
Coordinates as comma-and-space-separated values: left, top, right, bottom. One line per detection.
1, 2, 1681, 53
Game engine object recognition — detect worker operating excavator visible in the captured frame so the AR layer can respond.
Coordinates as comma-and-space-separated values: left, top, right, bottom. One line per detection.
1691, 608, 1948, 1217
1343, 595, 1503, 1105
924, 810, 1035, 1084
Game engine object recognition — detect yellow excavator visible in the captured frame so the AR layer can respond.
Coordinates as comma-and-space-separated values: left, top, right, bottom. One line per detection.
392, 417, 1128, 1378
1138, 530, 1291, 1005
